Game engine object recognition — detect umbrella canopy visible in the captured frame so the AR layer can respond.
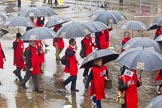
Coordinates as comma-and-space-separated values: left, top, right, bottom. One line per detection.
155, 34, 162, 42
37, 6, 57, 17
56, 22, 93, 39
117, 47, 162, 71
1, 16, 33, 27
19, 7, 45, 17
89, 10, 119, 25
109, 10, 127, 21
84, 21, 108, 32
0, 14, 6, 22
80, 49, 119, 68
147, 95, 162, 108
22, 27, 55, 40
45, 16, 71, 28
0, 29, 8, 37
118, 20, 148, 30
122, 37, 161, 52
149, 15, 162, 30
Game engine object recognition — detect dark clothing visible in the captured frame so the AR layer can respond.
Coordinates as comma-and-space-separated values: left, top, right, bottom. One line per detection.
24, 46, 32, 68
17, 0, 21, 7
92, 96, 101, 108
83, 67, 89, 77
14, 67, 23, 81
63, 76, 77, 90
95, 32, 101, 50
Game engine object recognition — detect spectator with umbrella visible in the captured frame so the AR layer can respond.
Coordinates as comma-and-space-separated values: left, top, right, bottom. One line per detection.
121, 31, 131, 52
13, 33, 25, 81
63, 38, 79, 92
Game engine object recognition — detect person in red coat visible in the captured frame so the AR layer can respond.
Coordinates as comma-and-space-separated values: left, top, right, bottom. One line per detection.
21, 40, 42, 93
118, 68, 142, 108
0, 42, 5, 69
81, 34, 93, 78
35, 17, 45, 27
88, 58, 109, 108
53, 24, 65, 60
95, 28, 112, 50
63, 39, 79, 92
154, 26, 162, 39
121, 31, 131, 52
35, 40, 45, 73
155, 69, 162, 94
13, 33, 25, 81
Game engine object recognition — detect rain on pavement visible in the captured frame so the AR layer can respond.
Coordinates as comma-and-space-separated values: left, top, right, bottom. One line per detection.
0, 0, 162, 108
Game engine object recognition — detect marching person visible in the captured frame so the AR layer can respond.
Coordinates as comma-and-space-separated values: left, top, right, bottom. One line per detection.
13, 33, 25, 81
89, 58, 109, 108
121, 31, 131, 52
21, 40, 42, 93
154, 26, 162, 39
118, 67, 142, 108
80, 34, 93, 79
63, 39, 79, 92
53, 24, 64, 60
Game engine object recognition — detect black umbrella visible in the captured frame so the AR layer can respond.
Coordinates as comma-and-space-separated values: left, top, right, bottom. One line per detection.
149, 15, 162, 30
0, 29, 8, 37
80, 49, 119, 68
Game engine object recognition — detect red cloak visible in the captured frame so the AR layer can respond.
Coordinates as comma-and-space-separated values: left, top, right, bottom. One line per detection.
0, 43, 4, 69
155, 70, 162, 81
121, 37, 130, 52
99, 31, 109, 49
53, 38, 64, 49
35, 40, 45, 63
82, 37, 93, 56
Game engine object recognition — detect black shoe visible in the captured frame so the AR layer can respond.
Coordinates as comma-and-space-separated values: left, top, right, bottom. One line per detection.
71, 89, 79, 92
35, 89, 43, 93
21, 85, 27, 89
13, 70, 18, 76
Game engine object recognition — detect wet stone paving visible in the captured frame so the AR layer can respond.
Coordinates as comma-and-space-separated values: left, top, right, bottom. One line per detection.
0, 0, 162, 108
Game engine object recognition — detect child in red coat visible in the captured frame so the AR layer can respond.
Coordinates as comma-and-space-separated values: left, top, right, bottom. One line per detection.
121, 31, 131, 52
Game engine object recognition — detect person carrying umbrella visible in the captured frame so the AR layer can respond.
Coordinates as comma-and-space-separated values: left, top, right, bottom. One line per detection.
63, 38, 79, 92
121, 31, 131, 52
13, 33, 25, 81
154, 26, 162, 39
35, 17, 45, 27
118, 68, 142, 108
80, 34, 94, 79
21, 40, 42, 93
53, 24, 64, 60
88, 58, 109, 108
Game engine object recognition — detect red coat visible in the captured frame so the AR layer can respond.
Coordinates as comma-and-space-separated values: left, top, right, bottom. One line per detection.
35, 18, 44, 27
121, 38, 130, 52
0, 43, 5, 69
64, 46, 78, 76
36, 41, 45, 63
156, 29, 162, 36
99, 31, 109, 49
53, 38, 64, 49
13, 39, 25, 68
82, 37, 93, 56
90, 66, 107, 100
53, 25, 61, 32
155, 69, 162, 81
31, 47, 41, 75
103, 29, 110, 48
119, 71, 138, 108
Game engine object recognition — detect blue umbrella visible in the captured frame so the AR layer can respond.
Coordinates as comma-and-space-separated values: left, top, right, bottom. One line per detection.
147, 95, 162, 108
149, 15, 162, 30
80, 49, 119, 69
45, 16, 71, 28
56, 22, 93, 39
22, 27, 55, 40
0, 29, 8, 38
122, 37, 161, 52
84, 21, 108, 32
117, 47, 162, 71
37, 6, 57, 16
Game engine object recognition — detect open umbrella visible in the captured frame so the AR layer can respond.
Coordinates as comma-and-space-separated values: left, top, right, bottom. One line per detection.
22, 27, 55, 40
109, 10, 127, 21
45, 16, 71, 28
155, 34, 162, 42
37, 6, 57, 16
0, 14, 6, 22
147, 95, 162, 108
56, 22, 93, 39
19, 7, 45, 17
118, 20, 148, 31
89, 10, 119, 25
80, 49, 119, 69
117, 47, 162, 71
0, 29, 8, 37
122, 37, 161, 52
149, 15, 162, 30
84, 21, 108, 32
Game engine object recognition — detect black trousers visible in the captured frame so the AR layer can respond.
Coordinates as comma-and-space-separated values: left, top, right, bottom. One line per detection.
14, 67, 23, 81
83, 67, 89, 77
63, 76, 77, 90
17, 0, 21, 7
21, 67, 39, 90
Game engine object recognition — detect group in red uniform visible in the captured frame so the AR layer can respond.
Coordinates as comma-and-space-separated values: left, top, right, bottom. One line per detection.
21, 40, 42, 93
121, 31, 131, 52
53, 24, 65, 60
154, 26, 162, 39
88, 58, 109, 108
13, 33, 25, 81
118, 67, 142, 108
63, 39, 79, 92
